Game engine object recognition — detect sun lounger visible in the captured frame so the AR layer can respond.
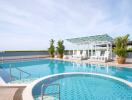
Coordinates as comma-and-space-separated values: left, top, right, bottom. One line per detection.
73, 51, 82, 58
98, 51, 111, 62
90, 51, 101, 60
81, 51, 88, 60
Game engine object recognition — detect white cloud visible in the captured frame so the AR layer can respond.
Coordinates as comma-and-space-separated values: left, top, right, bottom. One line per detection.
0, 0, 131, 50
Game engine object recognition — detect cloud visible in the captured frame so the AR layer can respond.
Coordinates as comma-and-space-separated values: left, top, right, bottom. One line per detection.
0, 0, 131, 50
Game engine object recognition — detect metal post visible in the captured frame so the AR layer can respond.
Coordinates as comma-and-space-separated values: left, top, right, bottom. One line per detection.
41, 83, 60, 100
9, 64, 12, 81
2, 56, 3, 64
59, 85, 61, 100
20, 71, 22, 80
58, 84, 60, 100
41, 84, 44, 100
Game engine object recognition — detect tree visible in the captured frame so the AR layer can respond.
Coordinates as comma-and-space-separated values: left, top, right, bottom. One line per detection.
113, 34, 129, 64
48, 39, 55, 58
56, 40, 65, 58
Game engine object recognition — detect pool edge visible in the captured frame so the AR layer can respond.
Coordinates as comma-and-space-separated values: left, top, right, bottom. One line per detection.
22, 72, 132, 100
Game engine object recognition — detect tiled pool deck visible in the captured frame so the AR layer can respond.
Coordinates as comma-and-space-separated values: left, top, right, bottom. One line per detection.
50, 57, 132, 68
0, 85, 26, 100
0, 55, 132, 68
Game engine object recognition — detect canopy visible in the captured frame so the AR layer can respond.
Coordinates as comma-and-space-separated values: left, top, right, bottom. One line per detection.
66, 34, 113, 45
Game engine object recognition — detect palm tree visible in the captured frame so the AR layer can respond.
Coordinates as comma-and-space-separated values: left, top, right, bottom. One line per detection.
48, 39, 55, 58
113, 34, 129, 64
56, 40, 65, 58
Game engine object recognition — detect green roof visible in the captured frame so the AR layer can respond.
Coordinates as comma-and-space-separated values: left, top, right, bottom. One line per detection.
66, 34, 113, 44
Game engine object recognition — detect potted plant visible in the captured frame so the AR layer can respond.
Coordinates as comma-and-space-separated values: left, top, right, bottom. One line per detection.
56, 40, 65, 58
113, 34, 129, 64
48, 39, 55, 58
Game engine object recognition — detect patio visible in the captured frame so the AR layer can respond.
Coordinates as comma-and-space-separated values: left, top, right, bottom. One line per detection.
66, 34, 113, 62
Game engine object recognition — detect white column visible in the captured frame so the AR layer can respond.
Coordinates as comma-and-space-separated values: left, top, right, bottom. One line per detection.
110, 43, 113, 60
107, 43, 109, 60
106, 43, 109, 51
93, 44, 95, 56
91, 44, 93, 57
78, 44, 80, 55
69, 50, 70, 55
88, 45, 89, 58
95, 44, 96, 54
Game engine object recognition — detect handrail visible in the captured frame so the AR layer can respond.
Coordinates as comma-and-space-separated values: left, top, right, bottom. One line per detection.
1, 56, 4, 64
41, 83, 60, 100
9, 64, 31, 81
15, 67, 31, 76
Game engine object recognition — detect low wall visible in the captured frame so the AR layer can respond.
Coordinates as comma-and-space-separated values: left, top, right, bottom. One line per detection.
112, 52, 132, 58
0, 51, 132, 58
0, 51, 70, 57
0, 51, 48, 57
127, 52, 132, 58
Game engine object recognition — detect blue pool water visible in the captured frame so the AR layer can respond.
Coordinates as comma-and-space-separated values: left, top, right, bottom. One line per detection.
0, 59, 132, 83
33, 74, 132, 100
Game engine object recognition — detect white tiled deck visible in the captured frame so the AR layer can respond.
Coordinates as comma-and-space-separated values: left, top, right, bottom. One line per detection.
49, 57, 132, 68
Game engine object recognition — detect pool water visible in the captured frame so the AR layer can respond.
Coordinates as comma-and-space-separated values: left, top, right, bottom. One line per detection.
0, 59, 132, 83
33, 74, 132, 100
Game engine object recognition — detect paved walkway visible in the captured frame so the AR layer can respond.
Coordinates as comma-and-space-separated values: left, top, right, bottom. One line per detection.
50, 58, 132, 68
0, 86, 26, 100
0, 55, 132, 68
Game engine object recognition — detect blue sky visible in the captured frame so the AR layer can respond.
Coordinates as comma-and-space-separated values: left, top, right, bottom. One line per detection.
0, 0, 132, 50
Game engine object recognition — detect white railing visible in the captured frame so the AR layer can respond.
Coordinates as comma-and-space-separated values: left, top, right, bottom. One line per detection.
9, 64, 31, 81
41, 83, 60, 100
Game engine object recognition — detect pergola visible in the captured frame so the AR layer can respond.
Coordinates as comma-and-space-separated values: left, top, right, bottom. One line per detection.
66, 34, 113, 59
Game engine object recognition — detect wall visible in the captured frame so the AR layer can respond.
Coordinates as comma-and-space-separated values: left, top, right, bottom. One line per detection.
0, 51, 132, 58
127, 52, 132, 58
0, 51, 49, 57
112, 52, 132, 58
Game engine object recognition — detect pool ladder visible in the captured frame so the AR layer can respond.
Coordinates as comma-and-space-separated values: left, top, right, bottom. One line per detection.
9, 64, 31, 81
41, 83, 60, 100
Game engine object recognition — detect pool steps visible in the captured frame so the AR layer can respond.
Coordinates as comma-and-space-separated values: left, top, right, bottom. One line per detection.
9, 64, 31, 81
41, 83, 60, 100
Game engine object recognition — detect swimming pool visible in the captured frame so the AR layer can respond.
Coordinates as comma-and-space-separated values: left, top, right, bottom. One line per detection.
0, 59, 132, 83
29, 73, 132, 100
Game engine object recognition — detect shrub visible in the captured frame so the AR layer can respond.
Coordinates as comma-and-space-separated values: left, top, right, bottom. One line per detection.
56, 40, 65, 58
113, 34, 129, 57
48, 39, 55, 57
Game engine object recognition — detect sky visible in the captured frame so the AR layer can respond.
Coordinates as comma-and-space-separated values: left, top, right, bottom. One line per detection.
0, 0, 132, 50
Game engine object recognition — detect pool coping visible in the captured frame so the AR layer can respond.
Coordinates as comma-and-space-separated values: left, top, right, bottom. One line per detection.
47, 57, 132, 68
0, 57, 132, 84
22, 72, 132, 100
0, 58, 131, 86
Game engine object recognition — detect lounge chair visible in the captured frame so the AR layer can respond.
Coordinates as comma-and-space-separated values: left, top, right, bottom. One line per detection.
81, 51, 87, 60
90, 51, 101, 60
72, 51, 82, 58
98, 51, 111, 62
